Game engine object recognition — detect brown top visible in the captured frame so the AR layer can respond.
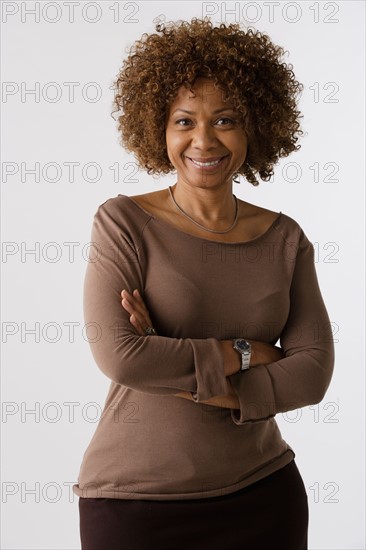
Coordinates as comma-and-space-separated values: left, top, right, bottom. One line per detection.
72, 193, 334, 500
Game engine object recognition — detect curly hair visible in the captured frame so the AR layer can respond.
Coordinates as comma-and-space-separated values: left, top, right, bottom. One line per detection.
111, 17, 304, 186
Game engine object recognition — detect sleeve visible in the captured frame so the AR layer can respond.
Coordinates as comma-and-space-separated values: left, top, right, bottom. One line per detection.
83, 200, 228, 401
228, 228, 335, 425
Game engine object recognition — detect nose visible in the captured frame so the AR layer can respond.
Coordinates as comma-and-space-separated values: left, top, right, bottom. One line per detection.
191, 122, 219, 148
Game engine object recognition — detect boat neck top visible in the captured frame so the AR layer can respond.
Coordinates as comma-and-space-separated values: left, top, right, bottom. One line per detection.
123, 193, 283, 246
73, 193, 334, 501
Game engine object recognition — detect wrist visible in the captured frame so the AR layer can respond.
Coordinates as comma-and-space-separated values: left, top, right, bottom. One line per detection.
232, 338, 253, 373
246, 339, 255, 366
221, 340, 241, 376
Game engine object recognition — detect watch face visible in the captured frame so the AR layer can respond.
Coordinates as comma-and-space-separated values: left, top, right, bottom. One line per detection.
235, 339, 250, 352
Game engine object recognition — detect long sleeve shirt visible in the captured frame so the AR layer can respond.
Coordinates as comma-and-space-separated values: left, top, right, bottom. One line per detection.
72, 193, 335, 500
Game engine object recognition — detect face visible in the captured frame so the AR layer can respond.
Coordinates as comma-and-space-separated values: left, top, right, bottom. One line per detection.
165, 77, 248, 190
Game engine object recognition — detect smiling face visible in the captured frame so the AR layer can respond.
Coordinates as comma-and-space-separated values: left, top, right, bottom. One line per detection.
165, 77, 248, 190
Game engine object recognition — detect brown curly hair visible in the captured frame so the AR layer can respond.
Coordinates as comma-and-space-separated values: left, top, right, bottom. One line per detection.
111, 17, 304, 186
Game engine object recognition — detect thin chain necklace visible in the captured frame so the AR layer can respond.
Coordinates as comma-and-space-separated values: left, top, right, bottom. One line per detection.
168, 185, 239, 234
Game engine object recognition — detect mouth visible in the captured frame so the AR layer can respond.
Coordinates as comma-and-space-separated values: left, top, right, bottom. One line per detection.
186, 155, 229, 170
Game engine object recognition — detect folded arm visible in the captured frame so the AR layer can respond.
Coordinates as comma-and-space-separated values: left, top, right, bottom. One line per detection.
83, 200, 228, 402
227, 230, 335, 425
121, 290, 285, 410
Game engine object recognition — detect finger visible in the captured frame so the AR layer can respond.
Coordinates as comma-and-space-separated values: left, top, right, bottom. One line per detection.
132, 290, 151, 316
123, 289, 150, 316
121, 290, 155, 336
121, 290, 148, 318
121, 290, 153, 326
121, 297, 151, 331
121, 296, 142, 318
130, 314, 145, 336
122, 302, 146, 336
131, 314, 153, 337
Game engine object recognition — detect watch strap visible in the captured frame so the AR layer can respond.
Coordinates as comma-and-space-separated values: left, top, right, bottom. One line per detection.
233, 338, 251, 372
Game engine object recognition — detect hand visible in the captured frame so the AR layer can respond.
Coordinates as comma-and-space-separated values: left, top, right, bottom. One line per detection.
120, 288, 157, 336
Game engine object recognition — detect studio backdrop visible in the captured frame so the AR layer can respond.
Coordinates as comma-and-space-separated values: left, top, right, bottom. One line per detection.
1, 1, 365, 549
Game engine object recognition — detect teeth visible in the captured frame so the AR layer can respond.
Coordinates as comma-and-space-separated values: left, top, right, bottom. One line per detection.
190, 157, 224, 167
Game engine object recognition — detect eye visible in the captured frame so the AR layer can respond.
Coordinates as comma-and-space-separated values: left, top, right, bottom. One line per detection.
216, 117, 236, 125
175, 118, 192, 126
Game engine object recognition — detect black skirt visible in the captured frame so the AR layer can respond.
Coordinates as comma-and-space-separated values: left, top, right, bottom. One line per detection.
78, 459, 308, 550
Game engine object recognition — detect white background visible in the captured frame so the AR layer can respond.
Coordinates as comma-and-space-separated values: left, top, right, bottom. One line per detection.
1, 1, 365, 548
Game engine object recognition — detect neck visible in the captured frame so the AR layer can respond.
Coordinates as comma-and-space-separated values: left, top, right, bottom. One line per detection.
169, 182, 236, 225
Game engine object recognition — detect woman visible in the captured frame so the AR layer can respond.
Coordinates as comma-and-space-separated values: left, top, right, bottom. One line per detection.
73, 17, 334, 549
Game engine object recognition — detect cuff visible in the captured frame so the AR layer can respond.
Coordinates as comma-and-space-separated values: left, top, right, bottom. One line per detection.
228, 365, 276, 425
189, 338, 227, 402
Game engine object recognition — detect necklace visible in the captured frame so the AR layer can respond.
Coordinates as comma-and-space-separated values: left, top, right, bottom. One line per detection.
168, 185, 239, 234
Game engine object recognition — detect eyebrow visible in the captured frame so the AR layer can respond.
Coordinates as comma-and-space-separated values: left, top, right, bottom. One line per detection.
171, 107, 236, 115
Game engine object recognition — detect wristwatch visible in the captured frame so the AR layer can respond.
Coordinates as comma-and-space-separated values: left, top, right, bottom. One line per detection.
232, 338, 251, 372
